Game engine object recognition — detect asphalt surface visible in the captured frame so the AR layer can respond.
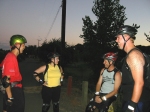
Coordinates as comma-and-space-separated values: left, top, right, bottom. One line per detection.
0, 58, 84, 112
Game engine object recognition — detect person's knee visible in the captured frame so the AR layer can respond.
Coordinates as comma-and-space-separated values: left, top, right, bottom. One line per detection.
42, 103, 50, 112
85, 104, 95, 112
53, 101, 59, 110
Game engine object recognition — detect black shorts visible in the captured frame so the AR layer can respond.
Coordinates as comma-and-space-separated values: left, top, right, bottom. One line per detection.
3, 87, 25, 112
41, 85, 61, 104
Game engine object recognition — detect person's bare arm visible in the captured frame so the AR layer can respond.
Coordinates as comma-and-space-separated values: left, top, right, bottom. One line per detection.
95, 68, 104, 103
95, 68, 104, 92
127, 50, 145, 103
33, 65, 46, 82
4, 76, 12, 98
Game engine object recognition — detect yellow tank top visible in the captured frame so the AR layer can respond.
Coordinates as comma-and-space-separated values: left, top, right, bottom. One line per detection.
44, 64, 61, 87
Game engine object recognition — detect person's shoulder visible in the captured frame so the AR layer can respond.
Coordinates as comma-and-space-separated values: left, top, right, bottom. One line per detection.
127, 48, 144, 62
6, 52, 16, 58
128, 48, 143, 57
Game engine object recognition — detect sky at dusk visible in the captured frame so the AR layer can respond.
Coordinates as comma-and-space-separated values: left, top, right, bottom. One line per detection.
0, 0, 150, 50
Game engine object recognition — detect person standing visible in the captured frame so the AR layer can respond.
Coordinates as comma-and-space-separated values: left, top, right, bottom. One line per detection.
33, 52, 64, 112
85, 52, 122, 112
115, 25, 150, 112
1, 35, 27, 112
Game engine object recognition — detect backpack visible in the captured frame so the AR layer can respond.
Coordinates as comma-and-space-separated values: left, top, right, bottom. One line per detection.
143, 52, 150, 89
43, 64, 49, 76
125, 48, 150, 90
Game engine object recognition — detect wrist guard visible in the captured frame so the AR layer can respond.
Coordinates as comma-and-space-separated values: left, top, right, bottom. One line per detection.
126, 100, 137, 112
102, 96, 107, 101
1, 76, 10, 88
95, 92, 100, 96
60, 79, 63, 86
6, 97, 14, 106
38, 79, 44, 85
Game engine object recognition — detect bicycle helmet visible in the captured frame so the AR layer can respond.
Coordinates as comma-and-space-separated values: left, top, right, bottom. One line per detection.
10, 35, 27, 46
115, 25, 138, 39
47, 52, 60, 60
103, 52, 118, 62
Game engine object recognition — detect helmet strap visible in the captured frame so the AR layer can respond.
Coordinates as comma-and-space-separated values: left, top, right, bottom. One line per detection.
14, 44, 21, 54
105, 60, 111, 69
122, 34, 131, 50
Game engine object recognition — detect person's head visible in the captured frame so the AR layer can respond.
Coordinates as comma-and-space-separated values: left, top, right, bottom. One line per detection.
47, 52, 60, 65
103, 52, 117, 69
115, 25, 138, 50
10, 34, 27, 54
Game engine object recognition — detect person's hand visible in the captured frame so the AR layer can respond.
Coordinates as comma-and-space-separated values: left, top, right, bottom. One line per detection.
6, 98, 14, 106
95, 96, 102, 103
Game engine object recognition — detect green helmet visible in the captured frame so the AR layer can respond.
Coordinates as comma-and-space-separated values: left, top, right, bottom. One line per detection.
10, 35, 27, 46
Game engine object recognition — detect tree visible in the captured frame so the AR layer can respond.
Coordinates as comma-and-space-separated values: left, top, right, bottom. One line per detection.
80, 0, 127, 83
80, 0, 127, 48
144, 32, 150, 42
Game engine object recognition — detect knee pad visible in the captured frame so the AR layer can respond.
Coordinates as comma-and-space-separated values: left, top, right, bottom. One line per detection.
85, 104, 95, 112
42, 103, 50, 112
85, 102, 96, 112
53, 102, 59, 112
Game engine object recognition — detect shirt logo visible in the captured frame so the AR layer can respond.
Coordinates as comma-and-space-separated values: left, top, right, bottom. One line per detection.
9, 69, 15, 72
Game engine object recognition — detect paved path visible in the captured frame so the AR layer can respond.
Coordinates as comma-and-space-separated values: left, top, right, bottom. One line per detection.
0, 58, 83, 112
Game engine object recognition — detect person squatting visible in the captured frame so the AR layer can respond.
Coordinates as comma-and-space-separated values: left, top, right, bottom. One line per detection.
85, 52, 122, 112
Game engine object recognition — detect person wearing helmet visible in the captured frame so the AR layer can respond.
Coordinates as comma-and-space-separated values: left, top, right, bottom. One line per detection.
1, 35, 27, 112
33, 52, 64, 112
115, 25, 150, 112
85, 52, 122, 112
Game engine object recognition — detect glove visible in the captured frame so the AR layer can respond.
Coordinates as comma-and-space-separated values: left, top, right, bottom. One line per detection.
125, 100, 137, 112
38, 79, 44, 85
6, 98, 14, 106
125, 108, 134, 112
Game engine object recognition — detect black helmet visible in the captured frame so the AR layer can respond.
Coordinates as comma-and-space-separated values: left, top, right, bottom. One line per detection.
47, 52, 60, 60
116, 25, 138, 39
